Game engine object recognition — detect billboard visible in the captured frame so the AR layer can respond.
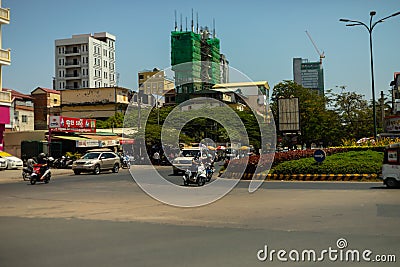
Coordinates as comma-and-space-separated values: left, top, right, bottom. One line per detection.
278, 98, 300, 132
49, 116, 96, 133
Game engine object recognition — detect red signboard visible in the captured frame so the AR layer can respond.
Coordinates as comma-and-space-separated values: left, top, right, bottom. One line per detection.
49, 116, 96, 133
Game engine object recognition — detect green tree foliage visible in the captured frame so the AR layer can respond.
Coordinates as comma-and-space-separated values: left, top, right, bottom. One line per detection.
96, 112, 125, 129
328, 90, 373, 140
271, 81, 341, 147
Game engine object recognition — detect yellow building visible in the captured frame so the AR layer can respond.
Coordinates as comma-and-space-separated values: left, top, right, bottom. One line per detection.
139, 68, 174, 94
60, 87, 130, 119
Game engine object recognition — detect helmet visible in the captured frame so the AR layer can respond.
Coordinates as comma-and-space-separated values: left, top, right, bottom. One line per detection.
38, 153, 46, 160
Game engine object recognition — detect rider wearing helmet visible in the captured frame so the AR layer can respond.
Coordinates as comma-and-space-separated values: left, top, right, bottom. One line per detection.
37, 153, 47, 164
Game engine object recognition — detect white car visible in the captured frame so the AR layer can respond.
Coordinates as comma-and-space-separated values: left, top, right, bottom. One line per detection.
0, 157, 6, 170
172, 147, 207, 175
0, 152, 24, 169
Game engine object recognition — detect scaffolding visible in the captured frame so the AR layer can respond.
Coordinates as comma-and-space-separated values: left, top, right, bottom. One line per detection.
171, 24, 221, 103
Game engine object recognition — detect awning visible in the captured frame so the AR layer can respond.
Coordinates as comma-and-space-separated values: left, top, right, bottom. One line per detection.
53, 135, 89, 141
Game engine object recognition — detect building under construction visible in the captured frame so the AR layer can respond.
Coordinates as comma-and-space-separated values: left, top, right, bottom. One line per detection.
171, 12, 222, 103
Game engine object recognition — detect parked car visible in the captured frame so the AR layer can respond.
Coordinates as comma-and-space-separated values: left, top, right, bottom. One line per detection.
0, 157, 6, 170
0, 152, 24, 169
72, 150, 120, 175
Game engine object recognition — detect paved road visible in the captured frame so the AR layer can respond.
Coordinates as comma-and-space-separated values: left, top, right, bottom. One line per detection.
0, 166, 399, 266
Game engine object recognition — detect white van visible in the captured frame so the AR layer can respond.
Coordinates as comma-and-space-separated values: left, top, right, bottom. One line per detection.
381, 143, 400, 188
172, 147, 207, 175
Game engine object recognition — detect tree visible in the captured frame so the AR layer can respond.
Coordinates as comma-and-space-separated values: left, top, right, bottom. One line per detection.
329, 90, 373, 140
271, 81, 341, 147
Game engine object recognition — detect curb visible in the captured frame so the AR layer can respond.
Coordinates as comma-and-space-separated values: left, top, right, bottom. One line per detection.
222, 173, 380, 181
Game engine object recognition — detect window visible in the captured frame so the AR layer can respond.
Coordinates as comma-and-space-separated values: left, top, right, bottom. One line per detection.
22, 115, 27, 123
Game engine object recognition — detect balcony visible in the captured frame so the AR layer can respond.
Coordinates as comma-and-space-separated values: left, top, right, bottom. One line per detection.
65, 61, 81, 68
65, 85, 81, 89
0, 48, 10, 65
65, 49, 80, 55
65, 73, 81, 80
0, 8, 10, 24
0, 90, 11, 104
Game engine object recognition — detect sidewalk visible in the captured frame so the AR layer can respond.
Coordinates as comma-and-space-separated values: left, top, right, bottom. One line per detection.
0, 168, 74, 184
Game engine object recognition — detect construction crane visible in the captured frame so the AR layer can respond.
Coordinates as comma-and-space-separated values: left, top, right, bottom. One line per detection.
305, 30, 325, 64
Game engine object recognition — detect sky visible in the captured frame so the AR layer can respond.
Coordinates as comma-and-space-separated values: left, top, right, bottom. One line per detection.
2, 0, 400, 100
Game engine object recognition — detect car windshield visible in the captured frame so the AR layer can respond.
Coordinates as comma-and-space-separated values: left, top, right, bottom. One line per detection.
181, 150, 200, 157
82, 152, 100, 159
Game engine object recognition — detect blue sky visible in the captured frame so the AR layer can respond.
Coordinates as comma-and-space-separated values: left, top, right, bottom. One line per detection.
2, 0, 400, 100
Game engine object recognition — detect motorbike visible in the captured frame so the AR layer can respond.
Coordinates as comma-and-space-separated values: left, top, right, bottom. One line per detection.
22, 158, 36, 181
183, 163, 207, 186
121, 156, 131, 169
205, 162, 214, 182
22, 166, 33, 181
30, 157, 53, 185
53, 156, 73, 169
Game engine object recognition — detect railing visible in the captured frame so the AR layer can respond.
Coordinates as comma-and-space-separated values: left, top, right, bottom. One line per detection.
0, 90, 11, 103
65, 74, 80, 78
0, 8, 10, 23
0, 48, 10, 63
65, 49, 80, 54
65, 61, 80, 66
65, 86, 81, 89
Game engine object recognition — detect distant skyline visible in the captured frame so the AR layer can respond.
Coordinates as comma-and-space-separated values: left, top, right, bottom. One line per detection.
2, 0, 400, 100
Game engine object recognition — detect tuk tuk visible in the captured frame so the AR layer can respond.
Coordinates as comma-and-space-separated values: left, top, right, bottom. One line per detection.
382, 143, 400, 188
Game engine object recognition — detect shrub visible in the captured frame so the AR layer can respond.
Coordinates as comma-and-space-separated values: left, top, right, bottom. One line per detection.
270, 150, 383, 175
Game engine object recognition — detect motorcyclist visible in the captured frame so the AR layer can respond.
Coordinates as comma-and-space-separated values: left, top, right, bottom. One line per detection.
191, 155, 201, 177
26, 158, 36, 171
37, 153, 49, 180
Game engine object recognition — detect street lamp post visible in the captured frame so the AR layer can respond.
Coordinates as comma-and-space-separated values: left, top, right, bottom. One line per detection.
340, 11, 400, 140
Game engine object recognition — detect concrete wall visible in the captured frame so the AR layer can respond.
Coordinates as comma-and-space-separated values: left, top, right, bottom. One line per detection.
61, 103, 121, 118
4, 130, 46, 157
61, 87, 129, 105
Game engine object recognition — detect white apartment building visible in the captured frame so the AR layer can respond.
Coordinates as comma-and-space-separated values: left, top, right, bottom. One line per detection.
54, 32, 116, 90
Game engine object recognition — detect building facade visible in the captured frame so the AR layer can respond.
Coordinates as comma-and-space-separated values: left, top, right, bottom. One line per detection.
135, 68, 175, 106
60, 87, 130, 119
0, 0, 11, 150
54, 32, 116, 90
4, 89, 34, 132
31, 87, 61, 130
293, 58, 324, 95
171, 25, 221, 104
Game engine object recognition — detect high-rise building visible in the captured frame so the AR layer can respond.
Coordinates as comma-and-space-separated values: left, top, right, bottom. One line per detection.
171, 22, 222, 103
54, 32, 116, 90
293, 58, 324, 95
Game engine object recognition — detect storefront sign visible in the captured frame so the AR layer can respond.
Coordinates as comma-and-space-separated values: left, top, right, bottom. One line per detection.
75, 140, 100, 148
50, 116, 96, 133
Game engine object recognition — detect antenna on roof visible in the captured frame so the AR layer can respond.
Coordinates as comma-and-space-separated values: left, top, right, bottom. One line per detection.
185, 16, 188, 31
191, 8, 194, 32
174, 10, 177, 31
213, 18, 216, 38
180, 13, 182, 31
196, 12, 199, 33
